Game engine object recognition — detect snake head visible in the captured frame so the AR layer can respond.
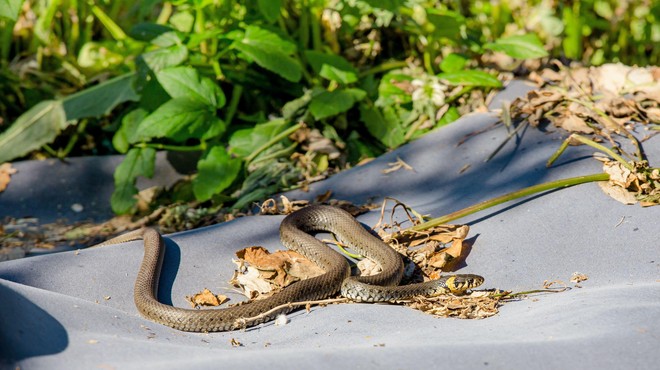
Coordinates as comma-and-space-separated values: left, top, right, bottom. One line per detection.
445, 274, 485, 294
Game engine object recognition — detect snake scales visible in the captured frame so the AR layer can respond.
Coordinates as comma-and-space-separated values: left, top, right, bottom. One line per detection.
97, 205, 484, 332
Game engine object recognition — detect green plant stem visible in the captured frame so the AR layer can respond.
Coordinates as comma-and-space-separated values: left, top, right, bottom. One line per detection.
224, 84, 243, 126
0, 19, 14, 61
411, 173, 610, 231
91, 5, 128, 41
136, 143, 204, 152
360, 60, 408, 77
250, 142, 298, 165
245, 122, 303, 163
546, 133, 635, 171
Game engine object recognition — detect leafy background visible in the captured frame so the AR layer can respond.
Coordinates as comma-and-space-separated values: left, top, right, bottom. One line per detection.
1, 0, 658, 217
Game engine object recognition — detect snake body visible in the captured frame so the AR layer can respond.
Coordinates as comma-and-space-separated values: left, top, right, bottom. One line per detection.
97, 205, 484, 332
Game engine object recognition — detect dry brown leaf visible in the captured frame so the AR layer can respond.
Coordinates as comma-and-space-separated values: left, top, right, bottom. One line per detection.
0, 163, 17, 193
356, 258, 381, 277
556, 114, 594, 134
231, 265, 273, 298
232, 246, 324, 298
186, 288, 228, 308
598, 181, 638, 205
570, 272, 589, 284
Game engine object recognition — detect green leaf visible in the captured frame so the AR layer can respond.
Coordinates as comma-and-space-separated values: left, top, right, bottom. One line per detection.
309, 88, 366, 120
258, 0, 281, 22
233, 26, 301, 82
484, 34, 549, 59
129, 23, 175, 42
437, 70, 502, 87
229, 119, 290, 157
0, 0, 23, 21
282, 90, 313, 119
113, 109, 148, 153
304, 50, 356, 75
140, 44, 188, 72
426, 9, 465, 40
375, 73, 413, 107
439, 53, 467, 73
192, 146, 242, 201
134, 98, 223, 142
156, 66, 225, 108
111, 147, 156, 214
0, 100, 67, 163
562, 6, 582, 60
62, 73, 139, 120
359, 103, 405, 148
150, 31, 184, 48
438, 106, 460, 126
320, 64, 357, 84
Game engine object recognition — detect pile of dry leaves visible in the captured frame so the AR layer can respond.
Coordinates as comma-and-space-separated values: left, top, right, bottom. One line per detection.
509, 63, 660, 206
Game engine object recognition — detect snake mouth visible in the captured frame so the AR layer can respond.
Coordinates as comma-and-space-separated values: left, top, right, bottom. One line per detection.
446, 274, 485, 294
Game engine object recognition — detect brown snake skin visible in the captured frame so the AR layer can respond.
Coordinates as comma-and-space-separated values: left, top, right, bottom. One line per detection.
96, 205, 484, 332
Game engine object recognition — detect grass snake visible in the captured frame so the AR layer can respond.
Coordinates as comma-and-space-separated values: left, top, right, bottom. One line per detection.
97, 205, 484, 332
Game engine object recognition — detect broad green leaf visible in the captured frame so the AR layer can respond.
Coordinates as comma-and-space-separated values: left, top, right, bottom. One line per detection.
437, 70, 502, 87
234, 42, 301, 82
0, 0, 22, 21
156, 66, 225, 108
258, 0, 281, 23
150, 31, 184, 48
113, 108, 148, 153
233, 26, 301, 82
426, 10, 464, 40
484, 34, 549, 59
439, 53, 467, 73
304, 50, 356, 75
169, 11, 195, 33
359, 104, 405, 148
241, 25, 296, 54
134, 98, 222, 142
140, 44, 188, 72
111, 147, 156, 214
320, 64, 357, 84
129, 23, 175, 42
229, 119, 290, 157
309, 88, 366, 120
62, 73, 139, 120
375, 73, 413, 107
192, 146, 242, 201
0, 100, 67, 163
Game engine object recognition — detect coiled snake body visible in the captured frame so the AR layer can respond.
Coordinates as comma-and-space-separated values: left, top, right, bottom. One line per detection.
97, 205, 484, 332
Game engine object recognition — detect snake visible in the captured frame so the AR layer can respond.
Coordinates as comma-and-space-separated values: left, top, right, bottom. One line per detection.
96, 205, 484, 332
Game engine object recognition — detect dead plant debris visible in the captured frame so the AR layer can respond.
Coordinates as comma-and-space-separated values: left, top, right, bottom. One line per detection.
186, 288, 229, 308
506, 62, 660, 207
0, 163, 17, 193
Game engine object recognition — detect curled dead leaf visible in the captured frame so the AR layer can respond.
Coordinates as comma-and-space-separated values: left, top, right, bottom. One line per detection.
232, 246, 324, 299
186, 288, 228, 308
0, 163, 17, 193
